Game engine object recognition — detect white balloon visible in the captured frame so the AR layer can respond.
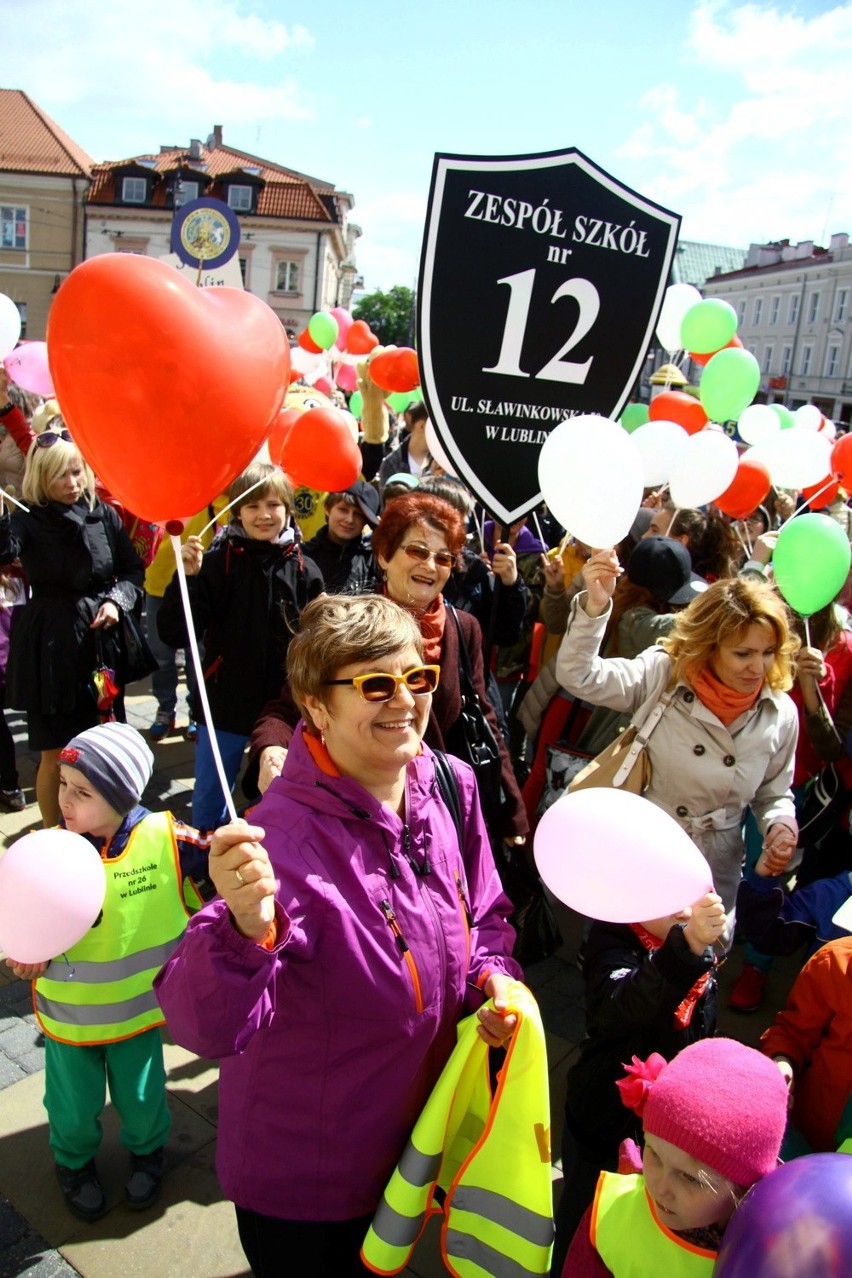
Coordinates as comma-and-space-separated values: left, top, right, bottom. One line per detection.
760, 429, 833, 489
631, 419, 689, 486
424, 419, 456, 476
669, 429, 738, 508
289, 346, 324, 377
655, 283, 702, 355
794, 404, 823, 432
0, 294, 21, 361
820, 418, 837, 441
538, 415, 644, 548
737, 404, 781, 447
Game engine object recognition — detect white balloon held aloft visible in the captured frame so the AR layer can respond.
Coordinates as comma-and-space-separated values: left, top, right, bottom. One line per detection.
760, 428, 833, 490
538, 414, 644, 549
0, 294, 22, 361
668, 428, 738, 509
655, 283, 702, 355
0, 829, 107, 964
737, 404, 781, 447
534, 788, 712, 923
794, 404, 824, 432
424, 419, 456, 476
631, 419, 689, 487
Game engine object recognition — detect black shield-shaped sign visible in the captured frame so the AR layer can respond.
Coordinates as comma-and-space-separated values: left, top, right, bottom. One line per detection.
418, 149, 680, 524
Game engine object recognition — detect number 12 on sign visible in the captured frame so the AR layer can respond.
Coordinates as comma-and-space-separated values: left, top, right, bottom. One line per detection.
483, 269, 601, 384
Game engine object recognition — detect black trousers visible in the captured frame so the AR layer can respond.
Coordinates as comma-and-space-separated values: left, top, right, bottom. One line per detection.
235, 1206, 375, 1278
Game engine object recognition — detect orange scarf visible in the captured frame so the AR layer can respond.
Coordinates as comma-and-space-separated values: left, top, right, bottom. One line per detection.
384, 586, 446, 665
690, 665, 762, 726
630, 924, 711, 1029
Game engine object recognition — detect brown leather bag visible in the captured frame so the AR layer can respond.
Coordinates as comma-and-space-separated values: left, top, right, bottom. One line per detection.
567, 693, 673, 796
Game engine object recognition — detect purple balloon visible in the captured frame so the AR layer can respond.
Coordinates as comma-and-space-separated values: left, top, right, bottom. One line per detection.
715, 1154, 852, 1278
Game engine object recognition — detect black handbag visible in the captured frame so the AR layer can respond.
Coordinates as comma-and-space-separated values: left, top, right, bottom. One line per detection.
445, 606, 504, 823
117, 605, 160, 685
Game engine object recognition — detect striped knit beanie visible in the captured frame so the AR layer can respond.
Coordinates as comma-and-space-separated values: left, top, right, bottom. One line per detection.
59, 723, 154, 815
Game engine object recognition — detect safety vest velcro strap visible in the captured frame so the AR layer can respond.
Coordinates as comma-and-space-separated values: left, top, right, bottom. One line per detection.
450, 1186, 554, 1247
445, 1229, 546, 1277
397, 1141, 441, 1189
42, 936, 182, 985
36, 987, 161, 1028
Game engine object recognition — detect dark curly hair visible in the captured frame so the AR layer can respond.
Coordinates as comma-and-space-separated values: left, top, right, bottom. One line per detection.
371, 492, 466, 562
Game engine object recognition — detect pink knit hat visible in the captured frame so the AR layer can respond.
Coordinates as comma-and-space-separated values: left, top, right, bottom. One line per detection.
617, 1038, 788, 1188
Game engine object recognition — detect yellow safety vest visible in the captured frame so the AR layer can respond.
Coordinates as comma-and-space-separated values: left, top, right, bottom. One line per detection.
362, 979, 553, 1277
591, 1171, 717, 1277
34, 812, 193, 1046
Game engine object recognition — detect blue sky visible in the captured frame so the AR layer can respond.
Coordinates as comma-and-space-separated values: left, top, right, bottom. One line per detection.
9, 0, 852, 293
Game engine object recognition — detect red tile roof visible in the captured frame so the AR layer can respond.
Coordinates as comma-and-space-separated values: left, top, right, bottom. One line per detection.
87, 142, 339, 222
0, 89, 93, 176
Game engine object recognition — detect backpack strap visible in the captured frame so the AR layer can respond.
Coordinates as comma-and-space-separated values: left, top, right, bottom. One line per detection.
433, 749, 464, 851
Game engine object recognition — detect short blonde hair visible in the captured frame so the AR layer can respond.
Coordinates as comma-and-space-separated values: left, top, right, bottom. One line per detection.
22, 425, 95, 509
661, 577, 798, 692
287, 595, 423, 731
228, 463, 292, 518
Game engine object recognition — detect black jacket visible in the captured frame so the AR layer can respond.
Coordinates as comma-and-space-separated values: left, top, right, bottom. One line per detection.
158, 530, 324, 736
302, 525, 379, 594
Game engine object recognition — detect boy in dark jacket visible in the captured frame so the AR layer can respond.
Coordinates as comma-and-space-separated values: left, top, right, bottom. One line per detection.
301, 480, 380, 593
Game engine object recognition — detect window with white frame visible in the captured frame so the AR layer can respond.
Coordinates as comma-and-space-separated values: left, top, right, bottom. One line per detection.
835, 289, 848, 323
807, 292, 820, 324
826, 346, 841, 378
769, 295, 780, 324
1, 206, 27, 250
781, 345, 792, 374
275, 260, 300, 293
753, 297, 763, 326
227, 185, 253, 212
789, 294, 800, 325
800, 345, 813, 376
121, 177, 147, 204
763, 345, 773, 374
175, 180, 199, 207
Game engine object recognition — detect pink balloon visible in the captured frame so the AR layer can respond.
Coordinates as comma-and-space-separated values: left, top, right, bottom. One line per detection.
0, 828, 107, 962
313, 376, 332, 397
534, 789, 712, 923
330, 307, 353, 348
4, 341, 55, 397
335, 362, 357, 393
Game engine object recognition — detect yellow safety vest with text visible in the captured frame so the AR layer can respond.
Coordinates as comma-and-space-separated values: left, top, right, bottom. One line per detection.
591, 1171, 717, 1277
34, 812, 193, 1046
362, 979, 553, 1277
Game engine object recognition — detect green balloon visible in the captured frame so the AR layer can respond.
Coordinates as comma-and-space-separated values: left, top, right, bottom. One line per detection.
772, 513, 852, 616
308, 311, 338, 351
699, 348, 760, 422
408, 386, 423, 402
680, 299, 738, 354
771, 403, 795, 430
620, 402, 650, 434
348, 390, 363, 419
388, 391, 414, 413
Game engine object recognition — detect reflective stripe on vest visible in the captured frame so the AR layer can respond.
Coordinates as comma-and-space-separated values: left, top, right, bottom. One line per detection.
362, 979, 553, 1277
591, 1172, 717, 1277
34, 812, 190, 1045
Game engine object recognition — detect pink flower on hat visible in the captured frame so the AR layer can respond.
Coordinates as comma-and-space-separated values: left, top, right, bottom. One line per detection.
616, 1053, 667, 1117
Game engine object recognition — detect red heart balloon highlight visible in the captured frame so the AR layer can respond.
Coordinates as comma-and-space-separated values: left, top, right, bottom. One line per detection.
47, 255, 289, 523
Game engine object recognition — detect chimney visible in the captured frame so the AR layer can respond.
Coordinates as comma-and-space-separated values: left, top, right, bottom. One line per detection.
207, 125, 223, 151
830, 232, 849, 253
795, 240, 814, 260
189, 138, 203, 160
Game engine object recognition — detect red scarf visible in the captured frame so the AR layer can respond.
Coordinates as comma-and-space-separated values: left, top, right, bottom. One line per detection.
629, 924, 711, 1029
690, 665, 762, 726
384, 586, 446, 665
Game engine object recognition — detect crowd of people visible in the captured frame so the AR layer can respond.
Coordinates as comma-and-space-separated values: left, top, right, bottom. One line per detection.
1, 365, 852, 1277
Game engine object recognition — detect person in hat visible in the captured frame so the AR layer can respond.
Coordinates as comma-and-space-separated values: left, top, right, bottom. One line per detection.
302, 480, 381, 594
4, 722, 213, 1223
381, 470, 420, 508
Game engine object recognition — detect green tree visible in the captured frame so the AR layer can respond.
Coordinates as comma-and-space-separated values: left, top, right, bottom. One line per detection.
353, 286, 415, 347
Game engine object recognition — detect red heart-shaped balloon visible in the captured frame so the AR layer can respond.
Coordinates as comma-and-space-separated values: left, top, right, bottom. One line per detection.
368, 347, 421, 394
280, 407, 361, 491
47, 255, 289, 523
346, 320, 378, 355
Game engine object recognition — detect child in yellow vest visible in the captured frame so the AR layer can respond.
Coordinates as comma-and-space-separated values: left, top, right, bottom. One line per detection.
4, 723, 212, 1223
561, 1038, 788, 1276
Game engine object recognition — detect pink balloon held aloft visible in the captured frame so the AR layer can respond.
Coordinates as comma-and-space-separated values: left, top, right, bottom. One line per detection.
0, 829, 107, 964
534, 788, 712, 924
4, 342, 55, 397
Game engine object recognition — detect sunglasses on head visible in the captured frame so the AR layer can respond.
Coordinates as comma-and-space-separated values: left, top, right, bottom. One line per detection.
401, 542, 455, 569
323, 664, 441, 703
35, 429, 72, 449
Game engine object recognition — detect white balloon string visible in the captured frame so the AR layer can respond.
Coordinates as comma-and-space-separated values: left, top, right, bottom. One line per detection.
733, 523, 751, 559
0, 485, 29, 513
791, 476, 836, 523
531, 511, 546, 547
196, 475, 269, 540
804, 615, 812, 648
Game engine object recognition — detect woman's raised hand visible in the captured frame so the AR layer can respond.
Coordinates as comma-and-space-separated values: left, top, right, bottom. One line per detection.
209, 820, 278, 942
581, 548, 621, 618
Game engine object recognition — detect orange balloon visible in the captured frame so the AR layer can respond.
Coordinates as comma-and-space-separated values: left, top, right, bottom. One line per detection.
649, 390, 708, 436
802, 475, 841, 510
346, 320, 379, 355
831, 433, 852, 483
297, 328, 323, 353
368, 347, 421, 393
47, 255, 289, 523
715, 456, 771, 519
267, 409, 302, 467
280, 407, 361, 490
689, 334, 743, 368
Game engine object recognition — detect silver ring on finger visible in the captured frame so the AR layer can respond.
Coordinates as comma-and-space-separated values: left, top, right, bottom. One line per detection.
234, 867, 245, 886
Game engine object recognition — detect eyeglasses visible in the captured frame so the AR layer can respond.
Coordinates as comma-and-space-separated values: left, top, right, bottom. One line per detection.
400, 542, 455, 569
323, 664, 441, 703
35, 429, 72, 449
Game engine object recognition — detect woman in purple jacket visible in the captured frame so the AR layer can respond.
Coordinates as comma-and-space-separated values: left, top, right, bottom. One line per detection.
155, 594, 521, 1277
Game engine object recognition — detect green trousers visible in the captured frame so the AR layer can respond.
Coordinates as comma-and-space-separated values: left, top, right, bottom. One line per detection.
44, 1028, 171, 1169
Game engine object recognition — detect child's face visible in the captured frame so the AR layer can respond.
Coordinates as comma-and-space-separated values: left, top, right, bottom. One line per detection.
327, 499, 366, 546
642, 1134, 737, 1233
236, 494, 288, 541
59, 765, 123, 840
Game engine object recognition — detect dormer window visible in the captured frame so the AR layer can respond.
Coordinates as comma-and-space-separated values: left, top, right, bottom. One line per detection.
227, 185, 253, 212
175, 180, 199, 208
122, 177, 147, 204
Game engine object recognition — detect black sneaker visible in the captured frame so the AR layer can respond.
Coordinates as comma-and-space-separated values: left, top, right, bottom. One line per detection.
55, 1159, 106, 1222
125, 1146, 164, 1210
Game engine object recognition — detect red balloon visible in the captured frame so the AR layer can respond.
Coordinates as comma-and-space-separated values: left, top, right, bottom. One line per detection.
313, 376, 332, 397
689, 334, 743, 368
831, 433, 852, 483
280, 407, 361, 490
346, 320, 379, 355
267, 409, 302, 467
297, 328, 323, 354
802, 474, 841, 510
47, 255, 288, 524
715, 457, 772, 519
368, 347, 421, 394
649, 390, 708, 436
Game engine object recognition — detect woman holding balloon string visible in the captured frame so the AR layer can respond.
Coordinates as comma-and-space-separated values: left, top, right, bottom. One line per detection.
555, 552, 800, 938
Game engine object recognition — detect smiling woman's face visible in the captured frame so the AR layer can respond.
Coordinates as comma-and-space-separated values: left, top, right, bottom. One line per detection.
378, 522, 454, 610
